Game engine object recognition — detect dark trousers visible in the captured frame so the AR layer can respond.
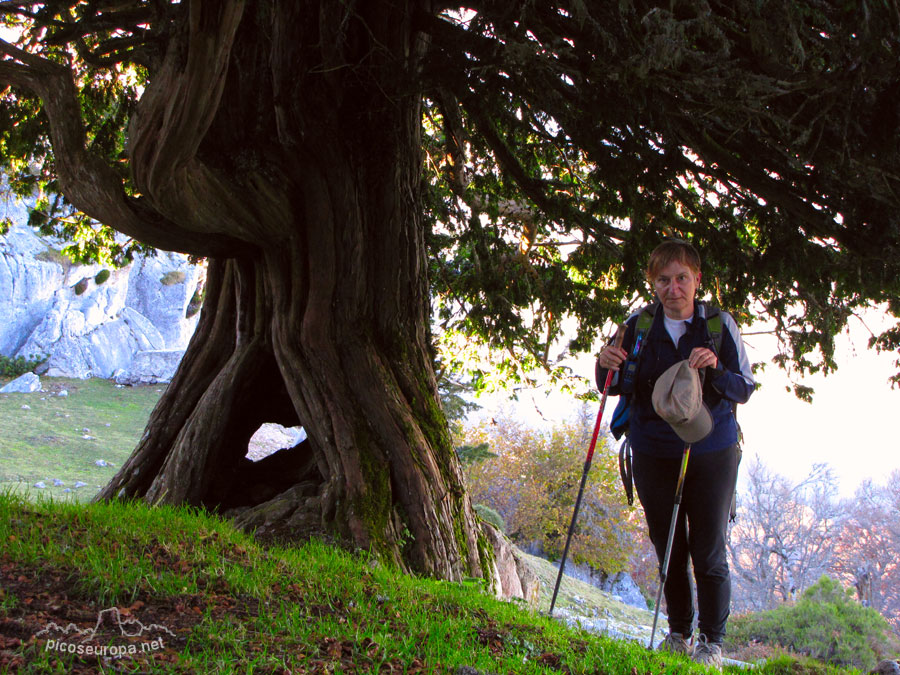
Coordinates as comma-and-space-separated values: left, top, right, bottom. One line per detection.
633, 444, 739, 643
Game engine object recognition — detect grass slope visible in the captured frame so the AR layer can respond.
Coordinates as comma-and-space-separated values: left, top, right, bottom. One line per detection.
0, 378, 163, 502
519, 551, 655, 644
0, 493, 861, 674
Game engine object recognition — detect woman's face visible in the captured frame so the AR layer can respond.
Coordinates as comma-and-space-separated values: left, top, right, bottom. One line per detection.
653, 260, 700, 320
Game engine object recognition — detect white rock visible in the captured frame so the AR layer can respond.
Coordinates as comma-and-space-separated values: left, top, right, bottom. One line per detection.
125, 253, 203, 349
1, 219, 202, 382
0, 224, 66, 356
0, 372, 41, 393
114, 349, 184, 385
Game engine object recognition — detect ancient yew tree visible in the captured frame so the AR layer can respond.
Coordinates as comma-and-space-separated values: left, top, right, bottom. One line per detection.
2, 1, 899, 587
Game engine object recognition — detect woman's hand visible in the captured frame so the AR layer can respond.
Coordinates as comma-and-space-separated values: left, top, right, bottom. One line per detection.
598, 344, 628, 371
688, 347, 717, 370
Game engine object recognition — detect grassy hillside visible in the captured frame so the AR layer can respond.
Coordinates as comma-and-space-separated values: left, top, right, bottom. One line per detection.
0, 378, 164, 502
0, 492, 862, 674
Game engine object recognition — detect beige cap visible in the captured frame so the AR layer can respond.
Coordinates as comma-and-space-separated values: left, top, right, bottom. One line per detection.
652, 360, 713, 444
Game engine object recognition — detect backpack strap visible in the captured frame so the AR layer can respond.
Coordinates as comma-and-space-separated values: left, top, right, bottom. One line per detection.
620, 302, 658, 394
618, 437, 634, 506
705, 306, 724, 355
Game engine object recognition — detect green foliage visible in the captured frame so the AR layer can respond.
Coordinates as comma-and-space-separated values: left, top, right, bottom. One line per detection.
34, 247, 72, 270
727, 576, 898, 668
185, 287, 204, 318
3, 1, 900, 398
72, 278, 89, 295
756, 653, 853, 675
473, 504, 506, 534
455, 442, 496, 466
160, 270, 186, 286
462, 408, 640, 574
0, 355, 45, 378
93, 268, 110, 285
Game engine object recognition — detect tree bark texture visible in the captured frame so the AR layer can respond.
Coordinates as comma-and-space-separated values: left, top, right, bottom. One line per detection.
62, 0, 522, 590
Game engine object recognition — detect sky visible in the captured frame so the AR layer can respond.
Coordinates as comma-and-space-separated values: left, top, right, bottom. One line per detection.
734, 310, 900, 496
472, 307, 900, 499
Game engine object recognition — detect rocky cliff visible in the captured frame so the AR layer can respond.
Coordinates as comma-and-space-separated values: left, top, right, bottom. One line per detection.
0, 221, 201, 384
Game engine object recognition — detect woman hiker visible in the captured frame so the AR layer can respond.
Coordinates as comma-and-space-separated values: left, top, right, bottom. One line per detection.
595, 239, 755, 668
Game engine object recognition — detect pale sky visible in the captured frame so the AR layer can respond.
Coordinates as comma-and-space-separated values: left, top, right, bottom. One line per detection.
735, 310, 900, 496
472, 307, 900, 498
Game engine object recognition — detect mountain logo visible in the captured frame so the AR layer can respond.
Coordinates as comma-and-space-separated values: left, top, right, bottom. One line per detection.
36, 606, 175, 658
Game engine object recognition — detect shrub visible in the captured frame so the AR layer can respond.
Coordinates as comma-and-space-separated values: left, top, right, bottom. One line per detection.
73, 278, 89, 295
35, 247, 72, 269
160, 270, 186, 285
185, 287, 204, 318
726, 576, 897, 668
0, 355, 46, 378
94, 269, 111, 285
474, 504, 506, 533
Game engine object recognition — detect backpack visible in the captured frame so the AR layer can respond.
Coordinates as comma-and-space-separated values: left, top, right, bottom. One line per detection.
605, 302, 742, 519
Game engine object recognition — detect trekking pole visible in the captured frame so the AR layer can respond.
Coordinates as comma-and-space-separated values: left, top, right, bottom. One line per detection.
548, 324, 626, 618
648, 444, 692, 650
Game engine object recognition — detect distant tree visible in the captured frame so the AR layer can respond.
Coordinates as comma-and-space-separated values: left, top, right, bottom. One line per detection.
462, 408, 641, 574
729, 459, 845, 612
3, 1, 900, 581
834, 471, 900, 635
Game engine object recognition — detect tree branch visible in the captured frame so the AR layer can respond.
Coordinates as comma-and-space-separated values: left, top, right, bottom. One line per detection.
0, 36, 245, 256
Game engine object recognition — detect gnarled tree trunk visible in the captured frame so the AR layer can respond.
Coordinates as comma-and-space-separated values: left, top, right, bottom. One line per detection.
75, 0, 537, 597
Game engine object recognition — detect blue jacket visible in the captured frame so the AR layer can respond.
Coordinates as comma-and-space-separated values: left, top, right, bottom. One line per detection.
601, 301, 755, 458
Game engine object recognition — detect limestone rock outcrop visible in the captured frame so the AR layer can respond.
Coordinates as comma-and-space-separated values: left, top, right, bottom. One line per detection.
1, 222, 202, 383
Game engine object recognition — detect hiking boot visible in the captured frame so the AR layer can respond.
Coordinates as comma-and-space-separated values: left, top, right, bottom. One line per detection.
658, 632, 691, 655
691, 634, 723, 669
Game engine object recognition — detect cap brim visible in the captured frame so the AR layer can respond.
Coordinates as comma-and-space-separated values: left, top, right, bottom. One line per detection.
670, 403, 714, 444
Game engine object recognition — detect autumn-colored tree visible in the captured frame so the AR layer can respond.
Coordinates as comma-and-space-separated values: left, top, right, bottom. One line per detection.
462, 407, 641, 574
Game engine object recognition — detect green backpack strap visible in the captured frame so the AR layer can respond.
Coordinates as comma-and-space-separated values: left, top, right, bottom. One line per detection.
636, 303, 656, 336
618, 302, 657, 394
705, 305, 724, 355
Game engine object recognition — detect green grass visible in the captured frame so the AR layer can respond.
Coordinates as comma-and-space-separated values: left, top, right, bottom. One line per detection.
0, 492, 865, 674
0, 377, 164, 502
0, 492, 739, 674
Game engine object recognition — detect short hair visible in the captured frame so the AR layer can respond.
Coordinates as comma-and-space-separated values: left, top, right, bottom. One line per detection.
646, 239, 701, 283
